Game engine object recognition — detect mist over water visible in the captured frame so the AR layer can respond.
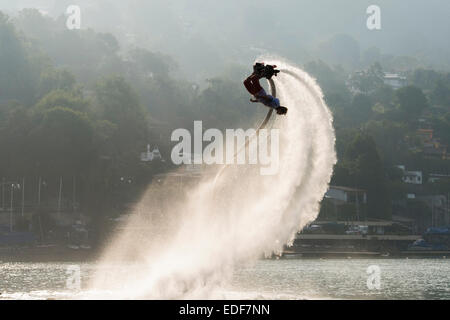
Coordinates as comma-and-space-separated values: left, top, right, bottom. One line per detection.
89, 59, 336, 299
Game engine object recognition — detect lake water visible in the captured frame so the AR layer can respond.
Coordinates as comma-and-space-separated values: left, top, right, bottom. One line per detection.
1, 259, 449, 300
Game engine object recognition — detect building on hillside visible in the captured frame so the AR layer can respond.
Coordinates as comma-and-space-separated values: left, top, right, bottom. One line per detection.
422, 143, 448, 159
325, 186, 367, 204
383, 73, 407, 89
403, 171, 423, 185
417, 129, 434, 142
396, 165, 423, 185
428, 173, 450, 183
415, 129, 448, 159
418, 195, 450, 227
323, 186, 368, 220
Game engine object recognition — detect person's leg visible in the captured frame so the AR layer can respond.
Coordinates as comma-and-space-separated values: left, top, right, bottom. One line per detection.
255, 89, 280, 109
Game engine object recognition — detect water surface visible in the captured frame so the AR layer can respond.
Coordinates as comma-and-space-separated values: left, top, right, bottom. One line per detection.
0, 259, 449, 299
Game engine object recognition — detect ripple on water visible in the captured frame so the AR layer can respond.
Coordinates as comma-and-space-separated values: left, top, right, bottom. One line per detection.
1, 259, 449, 300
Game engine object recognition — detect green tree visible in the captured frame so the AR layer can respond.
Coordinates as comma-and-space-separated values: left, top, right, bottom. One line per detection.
344, 132, 391, 219
37, 69, 76, 99
0, 12, 36, 103
34, 89, 88, 113
32, 107, 94, 175
370, 85, 395, 108
197, 77, 251, 129
127, 48, 175, 78
409, 69, 442, 90
362, 46, 381, 67
94, 76, 149, 157
348, 63, 384, 94
349, 94, 373, 125
431, 79, 450, 107
304, 60, 351, 100
430, 112, 450, 146
364, 120, 409, 165
0, 101, 34, 176
396, 86, 428, 119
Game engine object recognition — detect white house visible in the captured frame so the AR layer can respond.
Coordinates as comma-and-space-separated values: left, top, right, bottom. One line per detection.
397, 165, 422, 185
383, 73, 407, 89
325, 186, 367, 204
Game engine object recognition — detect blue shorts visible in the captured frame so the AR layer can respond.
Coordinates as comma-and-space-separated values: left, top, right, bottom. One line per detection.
255, 88, 280, 109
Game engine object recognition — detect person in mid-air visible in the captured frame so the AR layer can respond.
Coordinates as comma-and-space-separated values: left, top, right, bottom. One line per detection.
243, 63, 287, 115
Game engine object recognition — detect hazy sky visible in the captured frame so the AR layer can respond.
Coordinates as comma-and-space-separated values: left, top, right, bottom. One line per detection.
1, 0, 449, 76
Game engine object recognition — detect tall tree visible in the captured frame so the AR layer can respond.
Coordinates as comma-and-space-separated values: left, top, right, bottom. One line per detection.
32, 107, 94, 176
344, 132, 391, 219
0, 12, 36, 104
396, 86, 428, 119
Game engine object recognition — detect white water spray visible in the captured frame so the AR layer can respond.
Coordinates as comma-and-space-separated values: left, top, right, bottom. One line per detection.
89, 59, 336, 299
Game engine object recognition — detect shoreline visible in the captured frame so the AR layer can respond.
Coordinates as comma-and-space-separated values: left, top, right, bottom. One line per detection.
1, 245, 450, 263
0, 245, 100, 263
280, 250, 450, 259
